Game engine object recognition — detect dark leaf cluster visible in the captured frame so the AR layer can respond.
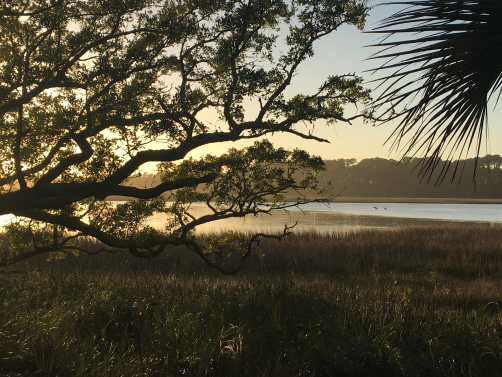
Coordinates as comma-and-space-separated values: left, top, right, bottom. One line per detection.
370, 0, 502, 180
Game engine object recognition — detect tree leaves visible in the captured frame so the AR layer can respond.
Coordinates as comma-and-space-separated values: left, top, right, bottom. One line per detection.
0, 0, 369, 272
160, 140, 326, 215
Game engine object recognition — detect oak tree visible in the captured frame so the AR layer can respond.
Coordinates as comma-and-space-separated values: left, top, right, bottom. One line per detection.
0, 0, 371, 273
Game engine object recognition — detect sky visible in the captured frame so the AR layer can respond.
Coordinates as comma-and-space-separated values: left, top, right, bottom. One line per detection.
178, 1, 502, 167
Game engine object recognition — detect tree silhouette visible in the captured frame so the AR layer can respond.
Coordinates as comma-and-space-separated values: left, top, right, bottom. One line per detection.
370, 0, 502, 181
0, 0, 371, 273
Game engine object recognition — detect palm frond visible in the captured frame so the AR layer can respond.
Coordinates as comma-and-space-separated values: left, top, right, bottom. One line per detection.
369, 0, 502, 182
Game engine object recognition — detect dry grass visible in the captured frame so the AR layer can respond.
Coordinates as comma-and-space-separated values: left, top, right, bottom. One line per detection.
39, 223, 502, 278
2, 224, 502, 376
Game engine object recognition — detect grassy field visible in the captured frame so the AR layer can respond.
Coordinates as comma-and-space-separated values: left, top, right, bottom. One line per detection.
1, 224, 502, 376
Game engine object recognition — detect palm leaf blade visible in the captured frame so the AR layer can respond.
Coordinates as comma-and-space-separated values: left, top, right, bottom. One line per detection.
369, 0, 502, 180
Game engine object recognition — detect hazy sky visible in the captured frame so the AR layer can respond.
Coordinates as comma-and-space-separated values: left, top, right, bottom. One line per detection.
159, 1, 502, 170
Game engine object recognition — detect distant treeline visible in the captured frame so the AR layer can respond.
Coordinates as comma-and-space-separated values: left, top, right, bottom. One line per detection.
125, 155, 502, 200
319, 155, 502, 199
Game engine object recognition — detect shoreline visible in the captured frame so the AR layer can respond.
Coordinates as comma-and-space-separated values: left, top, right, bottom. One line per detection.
332, 197, 502, 204
106, 195, 502, 204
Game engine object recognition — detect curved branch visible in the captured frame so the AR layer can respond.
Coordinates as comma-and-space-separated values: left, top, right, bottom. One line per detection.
187, 223, 295, 275
14, 209, 190, 251
37, 135, 94, 185
0, 245, 55, 268
0, 174, 217, 215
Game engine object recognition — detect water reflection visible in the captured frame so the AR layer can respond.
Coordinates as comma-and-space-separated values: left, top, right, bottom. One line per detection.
147, 205, 474, 234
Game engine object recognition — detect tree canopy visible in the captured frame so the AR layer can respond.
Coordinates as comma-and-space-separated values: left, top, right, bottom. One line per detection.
0, 0, 371, 273
370, 0, 502, 181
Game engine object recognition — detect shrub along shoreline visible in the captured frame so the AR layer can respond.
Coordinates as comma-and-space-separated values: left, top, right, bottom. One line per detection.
1, 224, 502, 376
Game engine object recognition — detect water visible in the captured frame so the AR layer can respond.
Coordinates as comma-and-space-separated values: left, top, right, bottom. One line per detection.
302, 202, 502, 222
146, 202, 502, 234
2, 202, 500, 234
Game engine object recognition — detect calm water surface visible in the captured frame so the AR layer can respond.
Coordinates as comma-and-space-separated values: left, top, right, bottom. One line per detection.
147, 202, 502, 233
1, 202, 500, 233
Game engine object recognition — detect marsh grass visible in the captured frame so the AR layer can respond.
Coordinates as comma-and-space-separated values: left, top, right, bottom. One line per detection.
1, 224, 502, 376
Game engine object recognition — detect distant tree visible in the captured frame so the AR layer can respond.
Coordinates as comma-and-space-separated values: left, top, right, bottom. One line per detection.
0, 0, 371, 273
319, 155, 502, 198
369, 0, 502, 181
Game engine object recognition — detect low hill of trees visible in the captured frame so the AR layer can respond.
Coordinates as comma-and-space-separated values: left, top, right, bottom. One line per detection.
318, 155, 502, 199
124, 155, 502, 200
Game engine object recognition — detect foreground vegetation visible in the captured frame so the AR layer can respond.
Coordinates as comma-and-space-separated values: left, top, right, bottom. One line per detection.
2, 224, 502, 376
